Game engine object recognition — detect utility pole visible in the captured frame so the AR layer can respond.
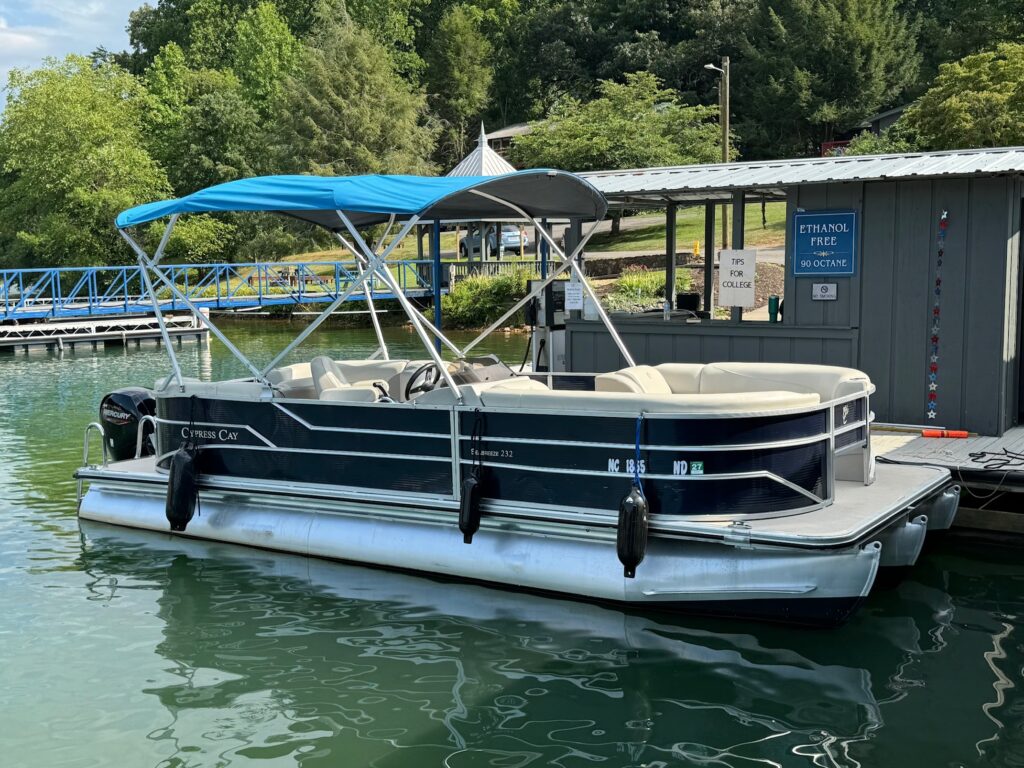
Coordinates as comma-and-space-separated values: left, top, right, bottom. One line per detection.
705, 57, 731, 249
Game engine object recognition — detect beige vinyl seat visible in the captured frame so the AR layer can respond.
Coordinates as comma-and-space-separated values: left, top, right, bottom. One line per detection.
596, 362, 870, 403
310, 356, 387, 402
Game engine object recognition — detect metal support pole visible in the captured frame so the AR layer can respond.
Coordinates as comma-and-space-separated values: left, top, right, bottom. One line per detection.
338, 215, 462, 395
350, 251, 388, 361
703, 202, 716, 317
731, 190, 745, 323
539, 218, 549, 278
467, 191, 636, 366
122, 229, 268, 383
431, 221, 442, 354
335, 234, 461, 357
665, 202, 677, 315
123, 216, 184, 388
260, 215, 420, 376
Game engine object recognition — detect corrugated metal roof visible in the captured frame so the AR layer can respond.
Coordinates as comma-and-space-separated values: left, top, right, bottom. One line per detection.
580, 146, 1024, 204
447, 124, 517, 177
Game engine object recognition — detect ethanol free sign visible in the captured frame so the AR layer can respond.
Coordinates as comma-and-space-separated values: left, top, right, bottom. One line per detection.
792, 210, 857, 276
718, 249, 756, 307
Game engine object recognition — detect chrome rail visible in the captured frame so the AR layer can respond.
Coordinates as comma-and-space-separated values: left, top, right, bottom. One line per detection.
135, 415, 158, 459
78, 422, 107, 507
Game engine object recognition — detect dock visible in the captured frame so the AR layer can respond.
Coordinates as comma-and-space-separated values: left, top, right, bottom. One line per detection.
874, 428, 1024, 534
0, 314, 207, 352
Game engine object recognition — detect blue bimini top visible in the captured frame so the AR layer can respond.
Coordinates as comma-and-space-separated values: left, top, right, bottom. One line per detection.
116, 170, 608, 230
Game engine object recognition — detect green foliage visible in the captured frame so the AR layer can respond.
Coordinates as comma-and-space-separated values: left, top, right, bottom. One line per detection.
510, 72, 720, 171
425, 4, 493, 164
347, 0, 428, 79
232, 2, 302, 110
441, 268, 534, 328
268, 21, 437, 176
738, 0, 920, 157
602, 265, 692, 312
843, 123, 920, 155
0, 56, 172, 267
903, 0, 1024, 84
146, 46, 261, 192
900, 43, 1024, 149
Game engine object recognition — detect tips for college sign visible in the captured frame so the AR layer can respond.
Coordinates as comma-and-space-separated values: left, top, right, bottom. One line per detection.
792, 210, 857, 276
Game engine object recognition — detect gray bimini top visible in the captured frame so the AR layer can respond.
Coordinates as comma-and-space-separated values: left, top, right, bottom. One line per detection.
116, 170, 609, 230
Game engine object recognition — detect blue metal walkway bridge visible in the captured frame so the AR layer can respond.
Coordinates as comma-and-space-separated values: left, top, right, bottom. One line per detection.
0, 260, 439, 321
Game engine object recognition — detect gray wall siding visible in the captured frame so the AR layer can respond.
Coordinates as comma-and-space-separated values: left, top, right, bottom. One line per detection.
567, 321, 858, 372
568, 175, 1023, 434
852, 176, 1014, 435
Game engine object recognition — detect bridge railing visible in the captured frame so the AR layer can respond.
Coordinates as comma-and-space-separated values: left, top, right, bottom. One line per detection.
0, 260, 437, 321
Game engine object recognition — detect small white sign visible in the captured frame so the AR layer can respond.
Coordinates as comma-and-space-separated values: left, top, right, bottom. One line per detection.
564, 280, 584, 310
811, 283, 837, 301
718, 249, 756, 307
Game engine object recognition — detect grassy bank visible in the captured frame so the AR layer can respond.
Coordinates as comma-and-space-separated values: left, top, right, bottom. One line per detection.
588, 202, 787, 252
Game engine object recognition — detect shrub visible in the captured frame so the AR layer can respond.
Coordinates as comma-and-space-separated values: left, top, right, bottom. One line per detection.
603, 265, 692, 312
441, 268, 534, 328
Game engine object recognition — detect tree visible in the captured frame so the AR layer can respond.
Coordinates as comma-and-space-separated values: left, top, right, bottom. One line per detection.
901, 0, 1024, 86
425, 4, 493, 165
900, 43, 1024, 150
347, 0, 429, 79
843, 123, 919, 155
0, 57, 172, 267
146, 44, 262, 192
232, 2, 302, 111
268, 22, 438, 176
509, 72, 720, 172
737, 0, 920, 158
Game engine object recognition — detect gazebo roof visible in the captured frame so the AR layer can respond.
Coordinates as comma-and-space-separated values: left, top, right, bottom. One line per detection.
447, 124, 517, 177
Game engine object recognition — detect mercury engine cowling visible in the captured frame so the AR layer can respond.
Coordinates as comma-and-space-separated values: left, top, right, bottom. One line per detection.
100, 388, 156, 462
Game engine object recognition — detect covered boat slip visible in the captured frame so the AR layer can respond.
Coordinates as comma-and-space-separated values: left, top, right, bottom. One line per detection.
75, 168, 956, 623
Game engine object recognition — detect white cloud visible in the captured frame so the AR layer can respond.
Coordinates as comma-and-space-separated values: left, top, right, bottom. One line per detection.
0, 1, 140, 95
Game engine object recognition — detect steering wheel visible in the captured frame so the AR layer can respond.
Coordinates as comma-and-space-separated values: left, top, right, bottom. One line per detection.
405, 362, 441, 399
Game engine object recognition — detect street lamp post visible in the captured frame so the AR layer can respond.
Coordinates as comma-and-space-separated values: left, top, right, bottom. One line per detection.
704, 57, 730, 250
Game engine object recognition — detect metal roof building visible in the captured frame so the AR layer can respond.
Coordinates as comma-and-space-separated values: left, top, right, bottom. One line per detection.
581, 146, 1024, 205
566, 147, 1024, 437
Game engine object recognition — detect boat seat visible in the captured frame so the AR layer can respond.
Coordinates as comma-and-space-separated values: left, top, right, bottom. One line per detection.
595, 363, 871, 403
479, 388, 819, 413
688, 363, 871, 401
595, 365, 672, 394
311, 355, 388, 402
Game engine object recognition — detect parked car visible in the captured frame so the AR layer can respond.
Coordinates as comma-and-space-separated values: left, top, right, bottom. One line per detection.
459, 224, 530, 258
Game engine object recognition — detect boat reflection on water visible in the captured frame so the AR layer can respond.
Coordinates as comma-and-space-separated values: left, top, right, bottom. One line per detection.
75, 522, 1014, 767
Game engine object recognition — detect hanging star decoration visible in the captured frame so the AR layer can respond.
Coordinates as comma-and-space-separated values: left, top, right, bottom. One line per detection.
926, 210, 948, 420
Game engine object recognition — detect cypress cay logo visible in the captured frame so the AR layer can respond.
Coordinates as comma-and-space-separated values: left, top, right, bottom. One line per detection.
181, 426, 240, 441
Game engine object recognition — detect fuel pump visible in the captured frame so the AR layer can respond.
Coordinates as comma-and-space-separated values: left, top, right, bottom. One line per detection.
524, 279, 567, 372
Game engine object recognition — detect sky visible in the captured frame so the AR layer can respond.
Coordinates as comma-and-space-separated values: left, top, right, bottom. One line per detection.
0, 1, 140, 92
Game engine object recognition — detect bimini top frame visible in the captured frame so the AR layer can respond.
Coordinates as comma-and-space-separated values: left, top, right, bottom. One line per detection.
116, 170, 631, 400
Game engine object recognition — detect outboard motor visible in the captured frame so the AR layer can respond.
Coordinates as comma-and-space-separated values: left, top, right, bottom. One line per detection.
99, 388, 156, 462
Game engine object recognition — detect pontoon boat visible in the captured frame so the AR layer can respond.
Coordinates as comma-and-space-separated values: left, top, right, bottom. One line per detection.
75, 171, 958, 625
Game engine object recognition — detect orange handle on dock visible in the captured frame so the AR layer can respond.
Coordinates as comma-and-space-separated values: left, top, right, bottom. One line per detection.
921, 429, 969, 439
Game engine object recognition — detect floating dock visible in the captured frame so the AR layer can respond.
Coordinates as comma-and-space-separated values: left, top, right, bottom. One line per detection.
874, 429, 1024, 534
0, 314, 207, 352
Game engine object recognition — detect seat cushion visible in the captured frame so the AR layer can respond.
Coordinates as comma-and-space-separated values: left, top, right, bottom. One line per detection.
310, 356, 348, 396
698, 363, 871, 401
595, 365, 672, 394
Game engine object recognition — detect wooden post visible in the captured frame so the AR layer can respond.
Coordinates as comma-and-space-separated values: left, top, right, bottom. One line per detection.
731, 190, 745, 322
703, 203, 715, 317
665, 202, 677, 316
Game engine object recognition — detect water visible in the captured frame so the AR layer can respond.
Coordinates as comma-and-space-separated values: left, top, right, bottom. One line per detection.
3, 323, 1024, 767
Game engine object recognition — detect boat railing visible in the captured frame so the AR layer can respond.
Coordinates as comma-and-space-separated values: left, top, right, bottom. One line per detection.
135, 415, 158, 459
78, 422, 108, 507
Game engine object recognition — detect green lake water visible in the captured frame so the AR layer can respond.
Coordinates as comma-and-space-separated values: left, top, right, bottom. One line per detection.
3, 322, 1024, 767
